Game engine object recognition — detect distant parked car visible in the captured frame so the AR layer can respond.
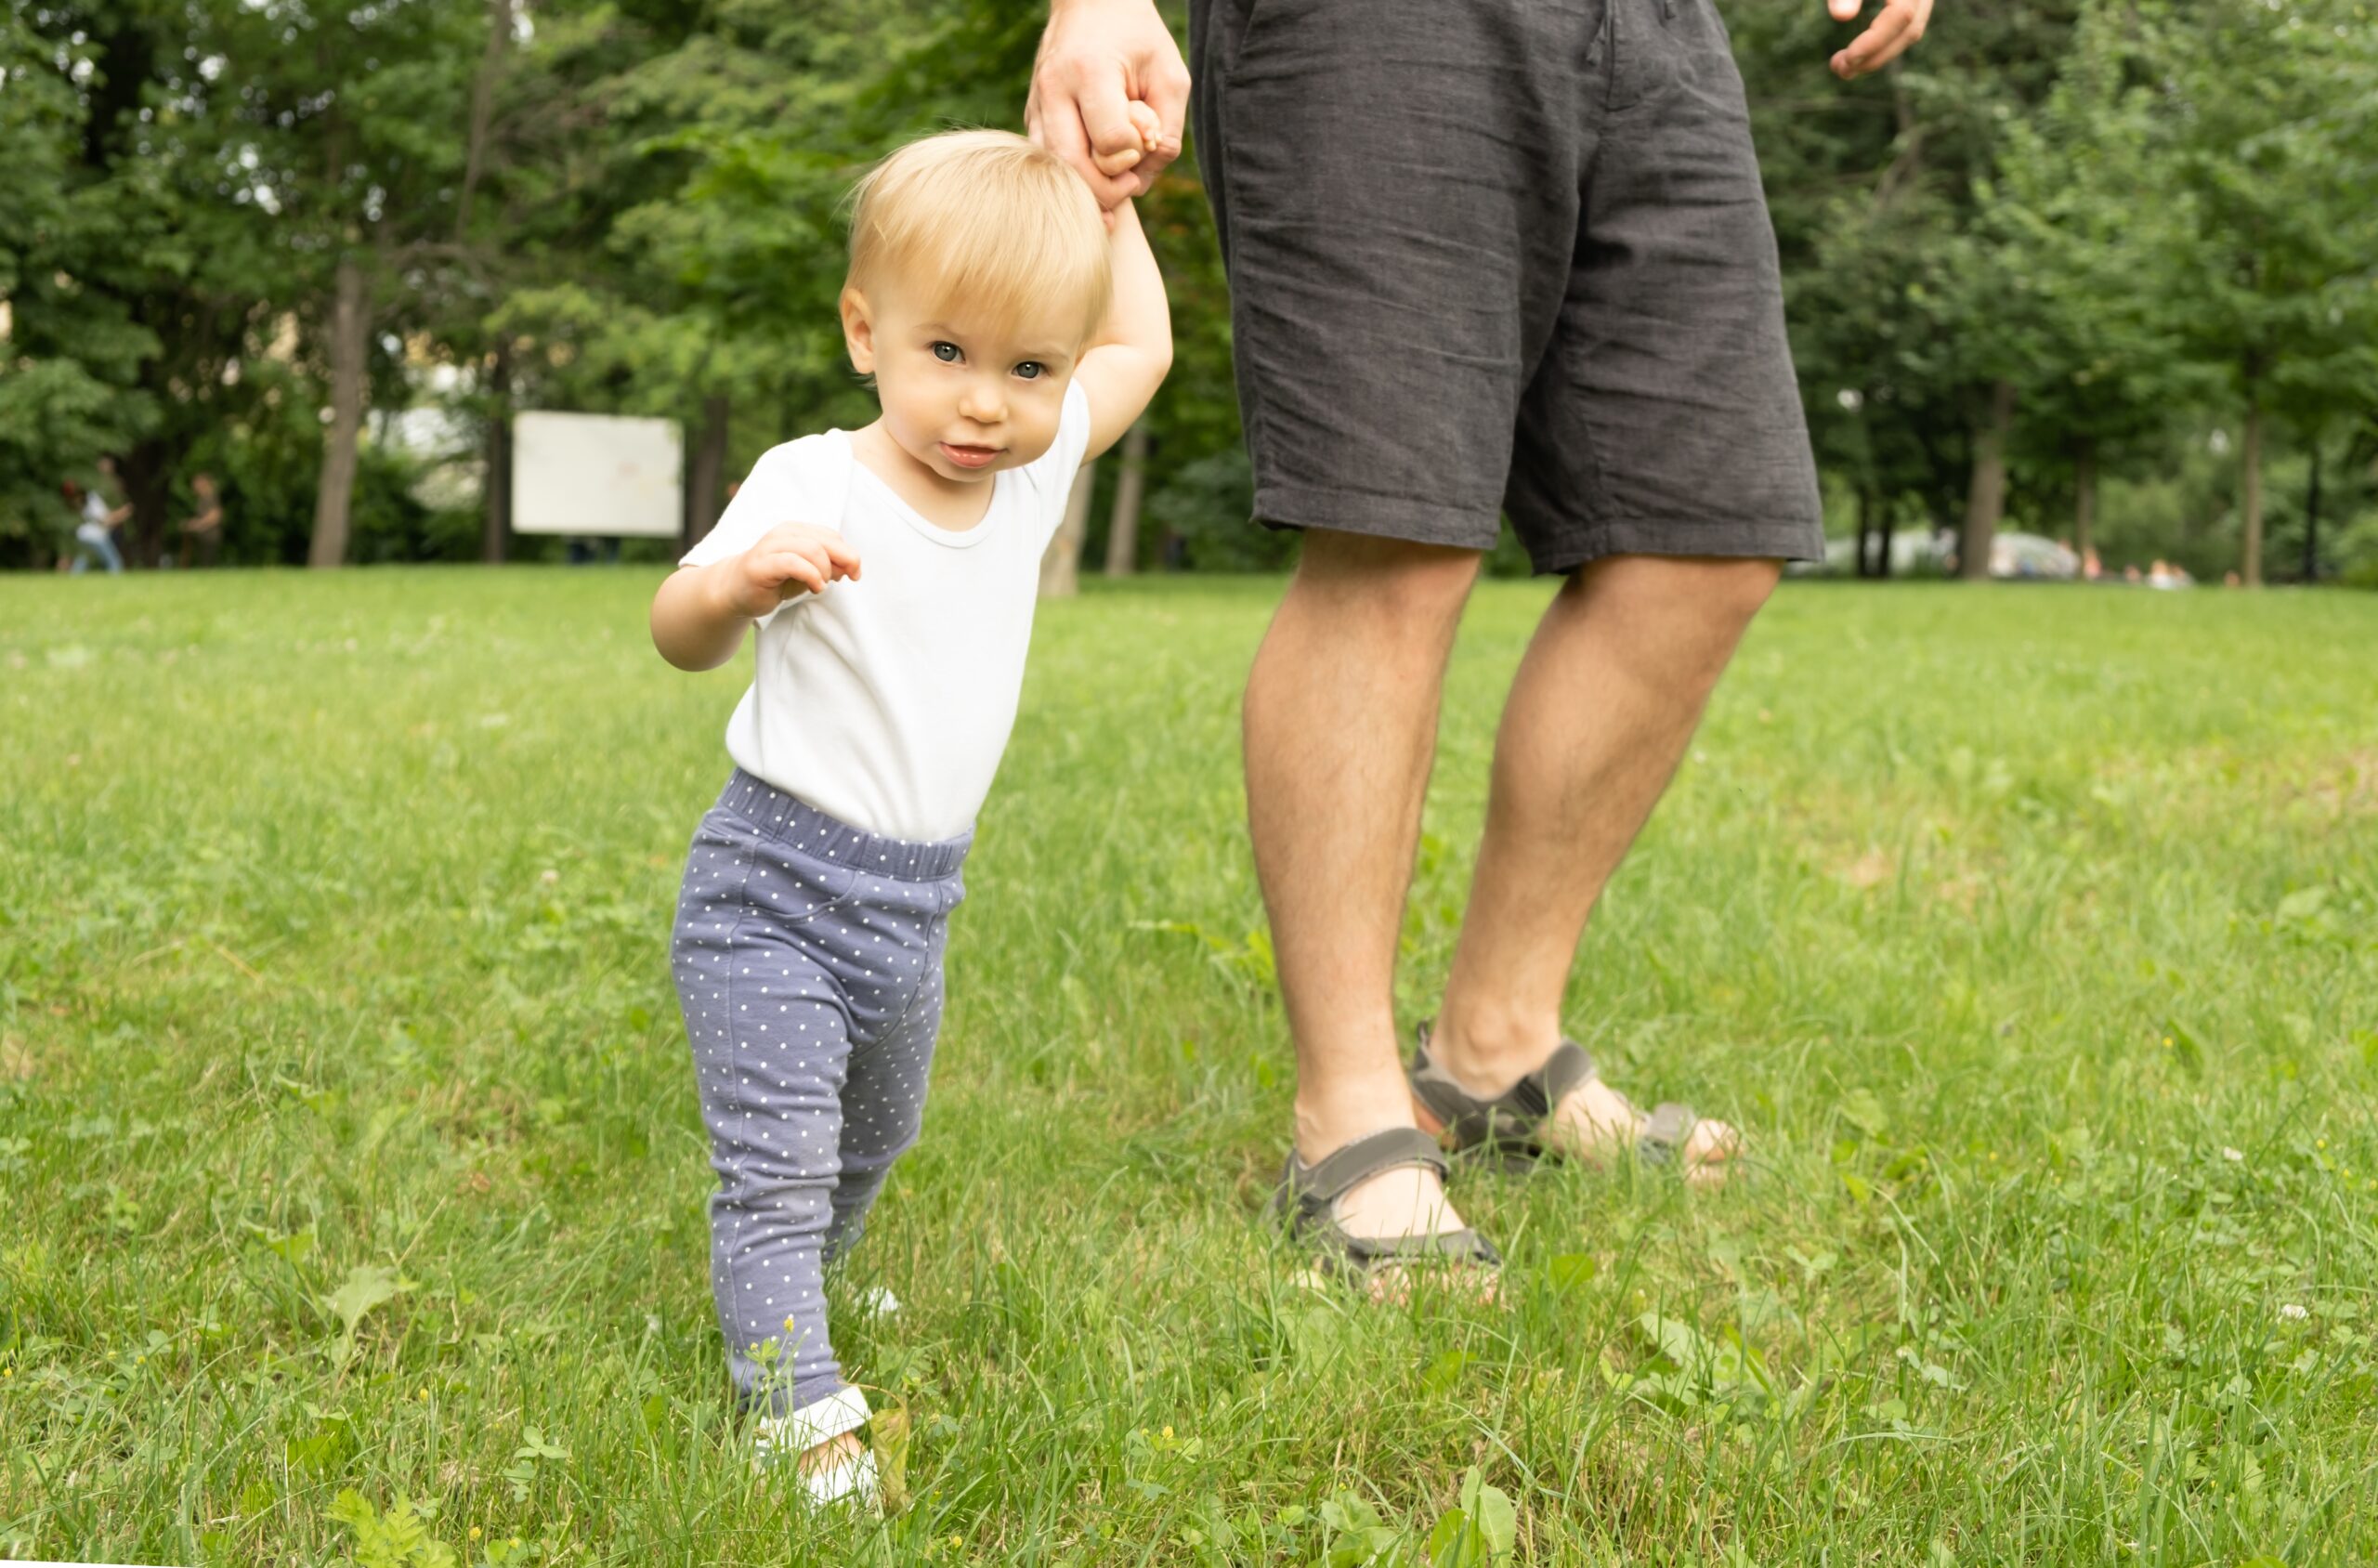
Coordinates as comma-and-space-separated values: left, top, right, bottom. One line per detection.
1800, 528, 2080, 581
1989, 532, 2079, 581
1797, 529, 1948, 577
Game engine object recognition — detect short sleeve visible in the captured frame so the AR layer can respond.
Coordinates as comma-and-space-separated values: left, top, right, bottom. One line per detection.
1015, 379, 1094, 548
679, 438, 836, 569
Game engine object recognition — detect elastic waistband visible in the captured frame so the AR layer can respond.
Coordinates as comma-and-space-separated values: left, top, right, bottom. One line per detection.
714, 769, 970, 882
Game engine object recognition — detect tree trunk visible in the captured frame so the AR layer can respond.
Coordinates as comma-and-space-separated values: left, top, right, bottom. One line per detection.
121, 439, 173, 567
1039, 458, 1098, 598
683, 393, 730, 554
2072, 437, 2097, 563
2302, 434, 2321, 583
455, 0, 515, 241
1103, 419, 1148, 577
482, 340, 513, 563
2240, 397, 2264, 587
1959, 379, 2015, 581
308, 258, 370, 569
1853, 486, 1874, 579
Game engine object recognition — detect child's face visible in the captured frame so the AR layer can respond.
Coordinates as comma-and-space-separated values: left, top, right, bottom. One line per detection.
842, 283, 1083, 485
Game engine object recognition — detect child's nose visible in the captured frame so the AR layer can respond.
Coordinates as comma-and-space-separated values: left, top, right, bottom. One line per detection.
959, 379, 1004, 424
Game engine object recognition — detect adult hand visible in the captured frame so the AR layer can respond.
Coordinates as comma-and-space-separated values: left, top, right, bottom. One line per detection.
1826, 0, 1933, 79
1026, 0, 1191, 210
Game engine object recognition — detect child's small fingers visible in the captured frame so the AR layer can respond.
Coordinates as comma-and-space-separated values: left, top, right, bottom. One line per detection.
1092, 145, 1143, 177
759, 553, 825, 596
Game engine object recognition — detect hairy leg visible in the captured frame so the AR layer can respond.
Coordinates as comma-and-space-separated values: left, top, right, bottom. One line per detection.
1429, 555, 1782, 1185
1245, 529, 1483, 1245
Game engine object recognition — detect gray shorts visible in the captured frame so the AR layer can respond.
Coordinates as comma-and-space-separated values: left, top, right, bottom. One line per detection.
1188, 0, 1824, 573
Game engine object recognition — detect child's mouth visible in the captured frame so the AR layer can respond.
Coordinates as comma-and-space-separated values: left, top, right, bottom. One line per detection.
938, 442, 1000, 470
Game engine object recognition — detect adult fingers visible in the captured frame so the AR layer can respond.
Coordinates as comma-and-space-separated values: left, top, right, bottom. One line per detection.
1034, 56, 1143, 207
1831, 0, 1919, 77
1072, 63, 1145, 170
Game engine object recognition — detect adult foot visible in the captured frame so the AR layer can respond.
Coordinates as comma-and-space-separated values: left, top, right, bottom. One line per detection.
1412, 1020, 1740, 1188
1276, 1126, 1503, 1305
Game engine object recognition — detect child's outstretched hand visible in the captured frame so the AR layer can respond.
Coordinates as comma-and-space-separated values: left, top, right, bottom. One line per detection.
726, 521, 861, 617
1090, 101, 1166, 181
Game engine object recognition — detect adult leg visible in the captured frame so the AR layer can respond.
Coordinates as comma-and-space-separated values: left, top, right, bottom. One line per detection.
1246, 529, 1482, 1242
1425, 555, 1779, 1183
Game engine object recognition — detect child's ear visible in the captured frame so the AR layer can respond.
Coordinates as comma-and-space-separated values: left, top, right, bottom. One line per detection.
840, 287, 876, 374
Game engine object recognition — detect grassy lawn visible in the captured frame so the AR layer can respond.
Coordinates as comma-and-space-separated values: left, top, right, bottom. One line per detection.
3, 568, 2374, 1567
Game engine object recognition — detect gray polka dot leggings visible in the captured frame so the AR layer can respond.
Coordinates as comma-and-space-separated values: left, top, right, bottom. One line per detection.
673, 769, 968, 1428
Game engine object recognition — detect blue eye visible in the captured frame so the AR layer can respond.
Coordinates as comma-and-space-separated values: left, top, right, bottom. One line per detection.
931, 342, 960, 362
1014, 362, 1046, 381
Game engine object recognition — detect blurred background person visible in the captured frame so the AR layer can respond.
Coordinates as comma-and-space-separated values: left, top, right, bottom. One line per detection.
177, 473, 226, 568
65, 473, 130, 575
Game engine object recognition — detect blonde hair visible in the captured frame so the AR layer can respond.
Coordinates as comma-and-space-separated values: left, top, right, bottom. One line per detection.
845, 129, 1113, 351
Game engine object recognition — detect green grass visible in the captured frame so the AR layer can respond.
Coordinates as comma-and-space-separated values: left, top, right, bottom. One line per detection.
3, 568, 2375, 1566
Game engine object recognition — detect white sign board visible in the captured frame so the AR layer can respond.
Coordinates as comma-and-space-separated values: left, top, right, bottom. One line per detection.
511, 412, 684, 537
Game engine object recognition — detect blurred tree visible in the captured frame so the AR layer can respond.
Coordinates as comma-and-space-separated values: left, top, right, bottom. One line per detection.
2132, 0, 2378, 585
1969, 4, 2202, 567
0, 7, 162, 565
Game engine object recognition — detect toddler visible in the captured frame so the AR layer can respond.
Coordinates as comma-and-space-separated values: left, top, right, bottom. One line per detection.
650, 127, 1170, 1504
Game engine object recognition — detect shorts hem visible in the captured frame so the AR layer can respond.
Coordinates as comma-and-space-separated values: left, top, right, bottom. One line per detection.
1251, 484, 1499, 553
1529, 518, 1826, 576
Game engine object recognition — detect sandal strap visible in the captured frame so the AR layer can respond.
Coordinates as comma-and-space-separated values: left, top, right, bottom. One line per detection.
1636, 1102, 1697, 1163
1409, 1020, 1599, 1151
1271, 1127, 1503, 1277
1284, 1126, 1449, 1210
1331, 1225, 1503, 1273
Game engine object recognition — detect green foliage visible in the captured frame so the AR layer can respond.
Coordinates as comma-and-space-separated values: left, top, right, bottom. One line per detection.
1422, 1469, 1518, 1567
328, 1491, 458, 1568
4, 0, 2373, 573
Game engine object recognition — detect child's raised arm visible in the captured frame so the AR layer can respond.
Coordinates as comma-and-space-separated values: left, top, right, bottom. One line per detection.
1071, 198, 1172, 464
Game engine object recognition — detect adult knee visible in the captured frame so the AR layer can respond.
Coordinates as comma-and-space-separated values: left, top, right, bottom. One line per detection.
1566, 555, 1782, 689
1287, 529, 1483, 638
1697, 555, 1784, 631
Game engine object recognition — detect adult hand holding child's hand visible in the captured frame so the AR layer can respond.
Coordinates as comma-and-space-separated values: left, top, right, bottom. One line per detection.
727, 522, 860, 617
1091, 101, 1166, 182
1026, 0, 1189, 210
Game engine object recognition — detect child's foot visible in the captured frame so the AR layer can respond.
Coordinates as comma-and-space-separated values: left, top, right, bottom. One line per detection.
754, 1393, 879, 1508
795, 1431, 878, 1507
